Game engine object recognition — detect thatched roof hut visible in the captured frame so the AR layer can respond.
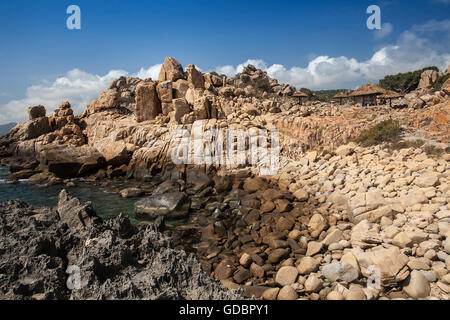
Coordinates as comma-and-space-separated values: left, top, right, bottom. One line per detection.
292, 91, 308, 105
332, 92, 349, 105
349, 83, 385, 97
292, 91, 308, 97
380, 90, 403, 99
380, 90, 404, 107
333, 92, 348, 99
349, 83, 385, 106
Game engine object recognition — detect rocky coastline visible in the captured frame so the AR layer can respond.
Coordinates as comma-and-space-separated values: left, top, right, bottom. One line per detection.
0, 190, 242, 300
0, 57, 449, 300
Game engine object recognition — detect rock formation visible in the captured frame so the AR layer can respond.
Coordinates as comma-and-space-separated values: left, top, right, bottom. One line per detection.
0, 57, 449, 301
0, 191, 242, 300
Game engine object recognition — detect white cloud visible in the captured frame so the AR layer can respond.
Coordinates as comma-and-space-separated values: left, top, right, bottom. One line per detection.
1, 19, 450, 124
0, 65, 162, 124
214, 19, 450, 90
216, 59, 268, 77
373, 22, 393, 39
134, 64, 162, 80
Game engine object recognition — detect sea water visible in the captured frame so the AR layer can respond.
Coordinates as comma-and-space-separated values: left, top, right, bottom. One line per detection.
0, 166, 137, 220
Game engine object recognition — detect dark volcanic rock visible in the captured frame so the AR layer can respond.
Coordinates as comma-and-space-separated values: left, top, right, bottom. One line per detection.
0, 191, 242, 300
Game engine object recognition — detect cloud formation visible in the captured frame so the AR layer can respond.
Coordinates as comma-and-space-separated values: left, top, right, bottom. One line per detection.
1, 19, 449, 124
0, 66, 161, 124
215, 20, 450, 90
373, 22, 394, 39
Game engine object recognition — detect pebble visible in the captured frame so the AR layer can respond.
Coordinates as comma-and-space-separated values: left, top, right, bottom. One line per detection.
403, 270, 431, 299
322, 262, 359, 283
277, 285, 298, 300
296, 257, 320, 275
275, 266, 298, 286
304, 275, 323, 293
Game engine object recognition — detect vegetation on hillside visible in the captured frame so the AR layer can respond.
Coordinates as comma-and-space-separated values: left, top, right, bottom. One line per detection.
309, 89, 350, 102
352, 119, 402, 147
378, 66, 439, 93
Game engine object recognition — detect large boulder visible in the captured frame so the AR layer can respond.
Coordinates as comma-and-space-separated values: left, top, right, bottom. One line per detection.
109, 76, 143, 112
158, 57, 185, 82
12, 117, 50, 141
171, 98, 191, 124
442, 77, 450, 95
28, 105, 46, 120
38, 145, 106, 178
193, 96, 212, 120
408, 98, 425, 109
352, 246, 409, 287
204, 73, 223, 88
134, 192, 191, 219
418, 69, 438, 89
403, 270, 431, 299
135, 81, 161, 122
187, 64, 205, 89
156, 80, 173, 103
87, 89, 119, 114
95, 140, 130, 167
173, 79, 189, 99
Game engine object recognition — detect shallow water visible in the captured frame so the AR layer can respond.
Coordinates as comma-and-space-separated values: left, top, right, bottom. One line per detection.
0, 166, 137, 220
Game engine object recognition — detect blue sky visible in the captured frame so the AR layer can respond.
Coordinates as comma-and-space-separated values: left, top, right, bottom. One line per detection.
0, 0, 449, 124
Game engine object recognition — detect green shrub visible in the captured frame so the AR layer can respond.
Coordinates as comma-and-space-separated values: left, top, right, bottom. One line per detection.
352, 120, 402, 147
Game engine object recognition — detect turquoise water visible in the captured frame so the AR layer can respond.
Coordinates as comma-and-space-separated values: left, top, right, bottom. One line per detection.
0, 166, 137, 220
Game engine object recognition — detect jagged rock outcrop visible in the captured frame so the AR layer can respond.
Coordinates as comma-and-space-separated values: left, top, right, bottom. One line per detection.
187, 64, 205, 89
108, 76, 143, 112
158, 57, 185, 82
11, 117, 50, 141
0, 56, 449, 183
56, 189, 101, 229
0, 192, 242, 300
87, 88, 119, 114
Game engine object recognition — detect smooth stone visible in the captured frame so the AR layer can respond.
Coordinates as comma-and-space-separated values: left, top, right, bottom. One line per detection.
403, 270, 431, 299
277, 285, 298, 300
275, 266, 299, 287
322, 262, 359, 283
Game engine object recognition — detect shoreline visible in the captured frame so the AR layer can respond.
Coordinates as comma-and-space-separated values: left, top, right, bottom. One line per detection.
0, 190, 243, 300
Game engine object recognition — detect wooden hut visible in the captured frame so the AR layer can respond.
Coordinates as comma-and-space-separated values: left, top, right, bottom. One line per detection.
380, 90, 404, 108
292, 91, 308, 105
332, 92, 348, 105
349, 83, 385, 106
